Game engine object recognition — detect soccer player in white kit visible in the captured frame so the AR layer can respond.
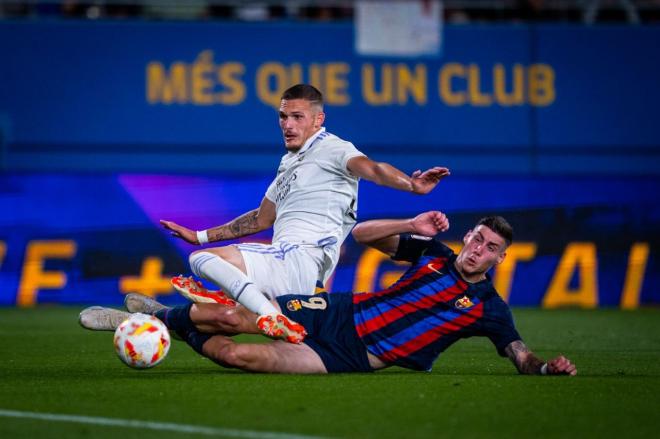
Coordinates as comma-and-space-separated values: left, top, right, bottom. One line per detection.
160, 84, 449, 343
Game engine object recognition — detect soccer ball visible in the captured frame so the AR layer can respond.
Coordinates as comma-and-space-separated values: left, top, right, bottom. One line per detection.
113, 313, 170, 369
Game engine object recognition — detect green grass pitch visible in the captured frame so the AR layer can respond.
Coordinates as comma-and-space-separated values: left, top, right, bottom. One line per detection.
1, 306, 659, 438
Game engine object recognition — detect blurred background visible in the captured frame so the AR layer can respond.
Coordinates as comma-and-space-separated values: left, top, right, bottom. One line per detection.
0, 0, 658, 309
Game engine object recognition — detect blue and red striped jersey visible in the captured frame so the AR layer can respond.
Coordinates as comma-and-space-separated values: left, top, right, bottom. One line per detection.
353, 233, 521, 371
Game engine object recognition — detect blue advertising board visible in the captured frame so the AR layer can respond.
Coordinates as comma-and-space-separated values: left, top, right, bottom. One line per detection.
0, 173, 657, 308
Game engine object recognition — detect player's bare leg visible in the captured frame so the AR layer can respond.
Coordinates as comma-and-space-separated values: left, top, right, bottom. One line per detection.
189, 302, 258, 335
202, 336, 327, 373
189, 301, 306, 343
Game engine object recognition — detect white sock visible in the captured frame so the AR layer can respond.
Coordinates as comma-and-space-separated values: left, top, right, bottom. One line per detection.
189, 252, 278, 316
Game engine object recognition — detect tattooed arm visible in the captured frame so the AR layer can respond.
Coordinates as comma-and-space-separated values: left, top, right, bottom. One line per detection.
160, 197, 276, 245
504, 340, 577, 376
207, 197, 276, 242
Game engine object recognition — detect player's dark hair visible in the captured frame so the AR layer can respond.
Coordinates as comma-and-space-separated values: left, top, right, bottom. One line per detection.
476, 216, 513, 247
281, 84, 323, 109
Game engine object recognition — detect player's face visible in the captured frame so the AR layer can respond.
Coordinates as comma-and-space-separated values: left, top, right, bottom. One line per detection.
455, 225, 507, 281
279, 99, 325, 152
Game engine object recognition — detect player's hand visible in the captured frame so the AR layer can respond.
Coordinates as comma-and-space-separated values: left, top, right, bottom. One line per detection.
411, 211, 449, 236
410, 167, 450, 195
160, 220, 200, 245
547, 355, 577, 376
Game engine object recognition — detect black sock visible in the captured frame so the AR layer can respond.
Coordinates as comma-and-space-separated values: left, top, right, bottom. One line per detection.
155, 304, 196, 339
185, 331, 213, 356
154, 305, 213, 355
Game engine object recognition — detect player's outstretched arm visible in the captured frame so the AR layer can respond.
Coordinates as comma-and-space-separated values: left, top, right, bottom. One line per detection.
346, 156, 449, 195
504, 340, 577, 376
160, 197, 276, 245
352, 211, 449, 256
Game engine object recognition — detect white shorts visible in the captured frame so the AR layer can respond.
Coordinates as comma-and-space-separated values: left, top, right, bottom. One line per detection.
235, 242, 324, 299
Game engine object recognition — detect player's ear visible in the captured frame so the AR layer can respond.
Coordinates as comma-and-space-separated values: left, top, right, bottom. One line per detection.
463, 230, 471, 245
315, 111, 325, 129
495, 250, 506, 265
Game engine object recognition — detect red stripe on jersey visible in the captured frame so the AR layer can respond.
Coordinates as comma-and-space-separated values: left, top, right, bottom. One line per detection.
353, 257, 450, 304
379, 302, 484, 363
355, 282, 468, 337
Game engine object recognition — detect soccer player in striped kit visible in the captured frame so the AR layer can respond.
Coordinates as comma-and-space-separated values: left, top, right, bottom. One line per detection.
84, 210, 576, 376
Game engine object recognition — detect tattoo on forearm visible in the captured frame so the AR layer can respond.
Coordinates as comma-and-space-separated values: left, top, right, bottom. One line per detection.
505, 340, 545, 375
208, 209, 260, 241
506, 340, 530, 356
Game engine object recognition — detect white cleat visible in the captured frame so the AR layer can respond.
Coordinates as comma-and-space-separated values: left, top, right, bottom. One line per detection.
78, 306, 130, 331
124, 293, 168, 315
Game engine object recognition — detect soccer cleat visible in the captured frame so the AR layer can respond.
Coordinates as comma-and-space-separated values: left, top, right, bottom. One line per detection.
124, 293, 168, 315
171, 275, 237, 307
256, 313, 307, 344
79, 306, 130, 331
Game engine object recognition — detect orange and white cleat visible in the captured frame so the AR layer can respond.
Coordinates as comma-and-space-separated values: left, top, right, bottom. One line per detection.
171, 275, 237, 307
256, 313, 307, 344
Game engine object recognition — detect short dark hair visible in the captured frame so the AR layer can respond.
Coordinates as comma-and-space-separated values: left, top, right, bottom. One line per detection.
476, 216, 513, 247
281, 84, 323, 109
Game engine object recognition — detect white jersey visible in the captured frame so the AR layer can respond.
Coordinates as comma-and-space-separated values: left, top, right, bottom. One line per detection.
265, 127, 365, 284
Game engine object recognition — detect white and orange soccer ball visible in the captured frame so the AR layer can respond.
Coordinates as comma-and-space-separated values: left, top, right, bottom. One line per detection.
113, 313, 170, 369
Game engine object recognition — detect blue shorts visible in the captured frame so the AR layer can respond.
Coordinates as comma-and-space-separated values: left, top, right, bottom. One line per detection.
276, 292, 373, 373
